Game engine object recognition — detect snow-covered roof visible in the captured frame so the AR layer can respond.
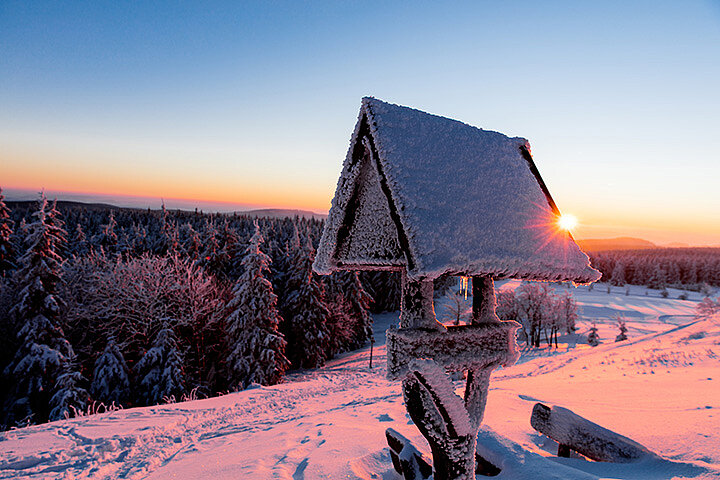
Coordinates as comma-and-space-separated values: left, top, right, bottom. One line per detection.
314, 97, 600, 283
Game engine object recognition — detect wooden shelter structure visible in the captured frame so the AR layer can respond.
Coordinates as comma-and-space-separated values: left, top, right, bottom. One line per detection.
313, 97, 600, 479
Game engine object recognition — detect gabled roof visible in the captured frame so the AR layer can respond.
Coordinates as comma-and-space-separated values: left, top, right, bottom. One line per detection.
314, 97, 600, 284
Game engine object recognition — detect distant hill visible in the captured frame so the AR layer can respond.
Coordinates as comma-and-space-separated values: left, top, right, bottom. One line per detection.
6, 199, 140, 213
240, 208, 327, 220
6, 199, 327, 220
577, 237, 658, 251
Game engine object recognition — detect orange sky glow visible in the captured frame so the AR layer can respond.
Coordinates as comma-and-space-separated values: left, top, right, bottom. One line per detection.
4, 149, 719, 247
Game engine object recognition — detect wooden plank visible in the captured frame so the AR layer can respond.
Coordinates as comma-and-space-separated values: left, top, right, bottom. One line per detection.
386, 322, 519, 380
530, 403, 655, 463
385, 428, 433, 480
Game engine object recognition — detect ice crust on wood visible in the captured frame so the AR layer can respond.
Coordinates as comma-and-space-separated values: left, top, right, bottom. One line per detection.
402, 359, 476, 479
314, 97, 600, 284
530, 403, 655, 463
386, 322, 520, 380
334, 140, 404, 267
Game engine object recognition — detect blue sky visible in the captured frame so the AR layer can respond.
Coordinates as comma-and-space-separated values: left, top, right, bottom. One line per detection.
1, 1, 719, 244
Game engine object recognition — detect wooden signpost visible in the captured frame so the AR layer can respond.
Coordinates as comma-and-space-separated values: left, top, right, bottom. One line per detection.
312, 97, 600, 479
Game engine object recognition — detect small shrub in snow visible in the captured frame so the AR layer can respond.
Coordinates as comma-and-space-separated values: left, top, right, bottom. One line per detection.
614, 317, 628, 342
587, 322, 600, 346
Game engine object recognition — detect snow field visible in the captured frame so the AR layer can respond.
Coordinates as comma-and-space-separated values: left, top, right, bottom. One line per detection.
1, 290, 718, 479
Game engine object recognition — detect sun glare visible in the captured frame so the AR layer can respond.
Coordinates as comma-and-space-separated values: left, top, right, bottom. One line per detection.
558, 213, 578, 232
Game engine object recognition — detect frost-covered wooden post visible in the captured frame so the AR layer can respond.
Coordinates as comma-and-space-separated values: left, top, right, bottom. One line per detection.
313, 97, 600, 479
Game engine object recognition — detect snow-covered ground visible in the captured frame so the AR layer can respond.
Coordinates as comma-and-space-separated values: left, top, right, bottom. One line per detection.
1, 284, 718, 479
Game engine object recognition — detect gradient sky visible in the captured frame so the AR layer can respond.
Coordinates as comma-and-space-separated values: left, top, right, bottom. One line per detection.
2, 1, 719, 245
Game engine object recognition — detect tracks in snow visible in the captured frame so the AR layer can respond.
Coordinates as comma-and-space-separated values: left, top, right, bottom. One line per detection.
0, 356, 392, 479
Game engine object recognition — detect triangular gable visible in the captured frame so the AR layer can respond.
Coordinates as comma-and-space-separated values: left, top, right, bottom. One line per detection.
316, 113, 409, 272
335, 136, 406, 268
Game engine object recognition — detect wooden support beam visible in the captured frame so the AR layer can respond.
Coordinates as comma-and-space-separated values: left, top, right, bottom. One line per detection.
403, 367, 475, 480
400, 272, 443, 330
472, 276, 501, 324
465, 276, 505, 427
530, 403, 655, 463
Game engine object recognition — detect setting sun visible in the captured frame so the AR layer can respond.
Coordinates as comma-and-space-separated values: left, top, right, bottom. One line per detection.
558, 213, 578, 231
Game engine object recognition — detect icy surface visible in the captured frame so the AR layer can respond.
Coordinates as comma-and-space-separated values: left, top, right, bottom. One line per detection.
315, 97, 600, 284
386, 322, 519, 379
334, 140, 404, 267
1, 292, 719, 479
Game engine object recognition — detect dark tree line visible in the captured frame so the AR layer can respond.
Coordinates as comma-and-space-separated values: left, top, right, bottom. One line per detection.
0, 191, 400, 429
588, 248, 720, 291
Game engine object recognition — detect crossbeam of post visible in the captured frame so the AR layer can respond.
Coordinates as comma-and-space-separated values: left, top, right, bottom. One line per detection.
389, 274, 519, 480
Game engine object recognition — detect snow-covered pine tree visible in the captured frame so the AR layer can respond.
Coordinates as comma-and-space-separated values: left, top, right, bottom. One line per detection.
91, 337, 131, 406
325, 293, 355, 355
610, 261, 625, 286
615, 317, 628, 342
648, 264, 667, 290
323, 271, 374, 350
72, 223, 89, 257
0, 188, 16, 277
344, 271, 374, 349
49, 354, 88, 421
196, 218, 223, 276
587, 322, 600, 346
282, 230, 330, 369
46, 198, 69, 260
226, 223, 289, 389
134, 325, 185, 405
179, 223, 202, 261
4, 193, 74, 425
92, 212, 118, 254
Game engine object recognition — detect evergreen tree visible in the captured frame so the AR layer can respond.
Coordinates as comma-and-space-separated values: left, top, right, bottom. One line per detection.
226, 224, 289, 389
610, 261, 625, 286
49, 355, 88, 421
134, 326, 185, 405
72, 223, 89, 257
91, 337, 131, 406
343, 271, 374, 348
587, 322, 600, 346
179, 223, 202, 261
0, 188, 16, 277
615, 317, 628, 342
325, 293, 356, 355
648, 265, 667, 290
4, 193, 73, 425
282, 233, 330, 369
45, 198, 68, 259
92, 212, 118, 253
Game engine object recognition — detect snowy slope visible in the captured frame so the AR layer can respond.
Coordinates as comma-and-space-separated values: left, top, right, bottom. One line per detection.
1, 295, 718, 479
